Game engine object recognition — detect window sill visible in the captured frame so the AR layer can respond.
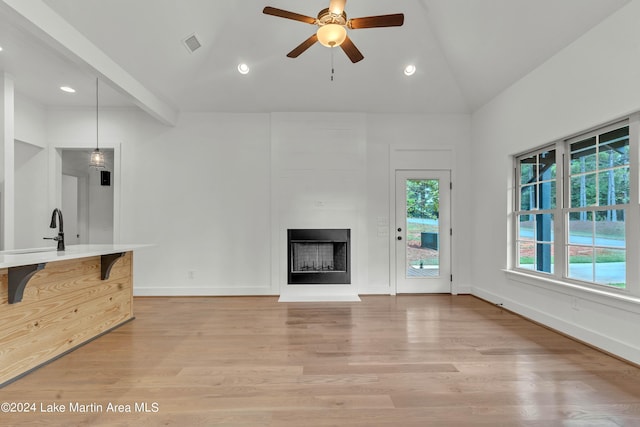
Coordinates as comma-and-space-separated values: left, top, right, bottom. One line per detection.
503, 269, 640, 314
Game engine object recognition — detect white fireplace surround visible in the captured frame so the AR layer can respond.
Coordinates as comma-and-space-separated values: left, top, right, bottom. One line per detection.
272, 113, 365, 302
278, 223, 361, 302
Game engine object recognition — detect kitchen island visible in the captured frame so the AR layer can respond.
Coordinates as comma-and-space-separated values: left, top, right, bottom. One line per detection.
0, 244, 146, 387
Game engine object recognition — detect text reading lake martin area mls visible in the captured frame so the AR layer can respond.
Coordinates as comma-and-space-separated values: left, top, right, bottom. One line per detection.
1, 401, 160, 414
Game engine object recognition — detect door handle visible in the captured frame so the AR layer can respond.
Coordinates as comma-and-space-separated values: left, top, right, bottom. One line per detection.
397, 227, 402, 232
397, 236, 402, 241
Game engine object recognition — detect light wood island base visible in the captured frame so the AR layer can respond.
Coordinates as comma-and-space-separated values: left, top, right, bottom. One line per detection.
0, 251, 134, 387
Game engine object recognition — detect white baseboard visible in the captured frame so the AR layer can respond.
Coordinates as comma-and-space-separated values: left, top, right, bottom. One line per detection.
133, 286, 277, 297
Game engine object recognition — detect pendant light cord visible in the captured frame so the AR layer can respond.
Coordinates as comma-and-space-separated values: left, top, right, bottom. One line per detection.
95, 78, 99, 151
89, 77, 105, 168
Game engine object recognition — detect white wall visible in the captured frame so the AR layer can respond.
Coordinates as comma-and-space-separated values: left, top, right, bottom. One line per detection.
122, 111, 272, 295
47, 109, 273, 295
367, 114, 473, 294
14, 92, 48, 249
271, 113, 367, 301
14, 140, 48, 248
471, 0, 640, 364
15, 94, 46, 148
44, 108, 472, 297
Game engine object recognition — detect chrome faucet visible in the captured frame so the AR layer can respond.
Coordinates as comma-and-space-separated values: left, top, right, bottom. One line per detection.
44, 208, 65, 251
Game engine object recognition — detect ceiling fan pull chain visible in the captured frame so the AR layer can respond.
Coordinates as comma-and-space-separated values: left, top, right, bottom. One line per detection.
331, 47, 335, 81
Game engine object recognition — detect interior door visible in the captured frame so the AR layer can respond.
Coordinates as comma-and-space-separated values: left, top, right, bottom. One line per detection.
395, 170, 451, 293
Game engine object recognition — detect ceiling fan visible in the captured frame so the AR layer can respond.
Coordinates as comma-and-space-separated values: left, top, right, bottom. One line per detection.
263, 0, 404, 63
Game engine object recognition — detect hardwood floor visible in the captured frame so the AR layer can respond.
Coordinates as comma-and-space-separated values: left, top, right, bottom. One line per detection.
1, 295, 639, 426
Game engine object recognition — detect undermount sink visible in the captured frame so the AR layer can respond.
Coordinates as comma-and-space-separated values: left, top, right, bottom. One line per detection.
3, 248, 57, 255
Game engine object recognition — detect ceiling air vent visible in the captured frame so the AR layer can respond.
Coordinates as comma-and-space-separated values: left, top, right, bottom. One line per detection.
182, 34, 201, 53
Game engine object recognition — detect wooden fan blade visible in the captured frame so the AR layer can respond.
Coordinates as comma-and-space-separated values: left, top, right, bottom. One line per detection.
263, 6, 316, 24
348, 13, 404, 29
329, 0, 347, 15
340, 35, 364, 63
287, 34, 319, 58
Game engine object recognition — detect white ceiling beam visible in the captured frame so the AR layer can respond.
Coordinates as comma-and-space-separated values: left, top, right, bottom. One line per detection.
0, 0, 179, 126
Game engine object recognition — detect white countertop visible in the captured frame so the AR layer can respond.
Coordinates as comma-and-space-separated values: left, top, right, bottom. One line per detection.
0, 244, 150, 269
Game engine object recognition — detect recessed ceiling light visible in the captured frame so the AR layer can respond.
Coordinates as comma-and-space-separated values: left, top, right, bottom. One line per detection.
237, 63, 250, 75
60, 86, 76, 93
404, 65, 416, 76
0, 46, 3, 52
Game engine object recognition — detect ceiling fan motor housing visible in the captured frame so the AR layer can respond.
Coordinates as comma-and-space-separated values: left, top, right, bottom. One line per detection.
317, 8, 347, 26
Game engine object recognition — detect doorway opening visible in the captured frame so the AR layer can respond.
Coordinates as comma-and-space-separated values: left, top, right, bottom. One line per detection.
61, 149, 114, 245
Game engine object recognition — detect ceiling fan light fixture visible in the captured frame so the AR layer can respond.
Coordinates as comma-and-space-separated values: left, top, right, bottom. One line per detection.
263, 4, 404, 62
317, 24, 347, 47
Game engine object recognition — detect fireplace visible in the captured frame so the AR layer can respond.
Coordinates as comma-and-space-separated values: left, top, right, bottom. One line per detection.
288, 229, 350, 284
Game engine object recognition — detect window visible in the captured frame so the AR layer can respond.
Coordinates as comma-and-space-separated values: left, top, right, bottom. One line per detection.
516, 149, 556, 274
514, 121, 630, 290
567, 126, 628, 287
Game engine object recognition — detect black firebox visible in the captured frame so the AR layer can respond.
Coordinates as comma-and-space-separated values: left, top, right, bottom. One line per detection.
287, 229, 350, 284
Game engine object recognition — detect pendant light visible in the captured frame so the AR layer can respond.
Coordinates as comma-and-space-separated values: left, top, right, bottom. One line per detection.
89, 78, 105, 168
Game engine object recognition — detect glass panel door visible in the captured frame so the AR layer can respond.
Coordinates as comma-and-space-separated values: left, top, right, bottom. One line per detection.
395, 170, 451, 293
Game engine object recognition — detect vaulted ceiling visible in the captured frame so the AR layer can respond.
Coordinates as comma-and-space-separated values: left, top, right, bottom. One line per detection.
0, 0, 631, 125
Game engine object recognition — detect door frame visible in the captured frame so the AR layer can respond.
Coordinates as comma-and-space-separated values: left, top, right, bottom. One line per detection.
390, 166, 453, 295
394, 169, 451, 294
51, 144, 121, 243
